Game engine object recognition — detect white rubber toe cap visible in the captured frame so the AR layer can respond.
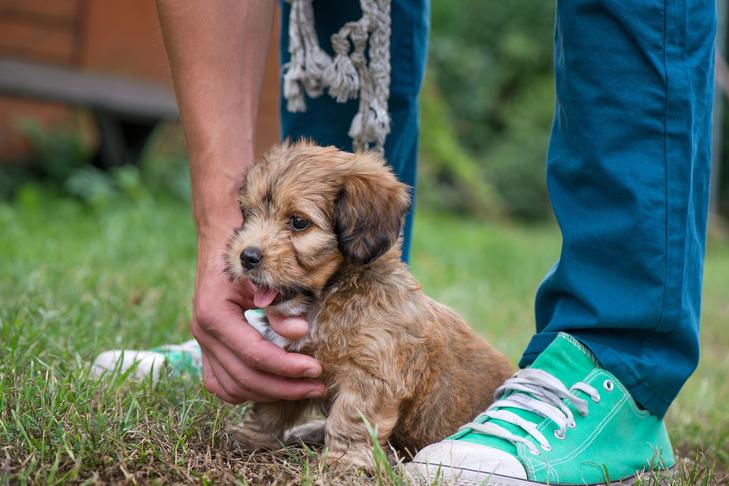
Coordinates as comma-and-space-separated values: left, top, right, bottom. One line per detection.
91, 350, 166, 382
407, 440, 528, 485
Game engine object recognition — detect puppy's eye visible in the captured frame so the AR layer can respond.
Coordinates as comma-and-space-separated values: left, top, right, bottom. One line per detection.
290, 215, 309, 231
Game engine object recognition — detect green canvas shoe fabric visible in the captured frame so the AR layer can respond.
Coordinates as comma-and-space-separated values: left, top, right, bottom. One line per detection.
91, 340, 203, 383
150, 341, 203, 378
442, 333, 675, 484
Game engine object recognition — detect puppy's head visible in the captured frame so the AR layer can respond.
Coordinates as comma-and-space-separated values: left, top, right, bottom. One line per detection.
226, 140, 410, 316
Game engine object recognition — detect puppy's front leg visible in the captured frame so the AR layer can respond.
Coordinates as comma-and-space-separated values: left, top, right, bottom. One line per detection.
324, 379, 401, 471
230, 400, 310, 450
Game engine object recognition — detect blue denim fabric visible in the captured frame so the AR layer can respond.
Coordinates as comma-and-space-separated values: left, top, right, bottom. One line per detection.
279, 0, 430, 262
520, 0, 716, 417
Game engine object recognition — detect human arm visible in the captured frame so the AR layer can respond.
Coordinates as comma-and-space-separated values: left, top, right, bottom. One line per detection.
156, 0, 324, 403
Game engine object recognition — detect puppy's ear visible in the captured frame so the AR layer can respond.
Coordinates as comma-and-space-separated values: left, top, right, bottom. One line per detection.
335, 152, 410, 265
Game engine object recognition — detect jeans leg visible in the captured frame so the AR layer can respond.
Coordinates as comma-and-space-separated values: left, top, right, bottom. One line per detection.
279, 0, 429, 262
521, 0, 715, 417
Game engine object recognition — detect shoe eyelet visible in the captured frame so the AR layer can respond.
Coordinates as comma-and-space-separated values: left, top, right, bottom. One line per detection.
541, 443, 552, 452
603, 379, 614, 392
553, 430, 566, 440
567, 420, 576, 429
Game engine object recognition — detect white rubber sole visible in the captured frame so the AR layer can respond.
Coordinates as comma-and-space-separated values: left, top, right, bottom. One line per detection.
405, 462, 676, 486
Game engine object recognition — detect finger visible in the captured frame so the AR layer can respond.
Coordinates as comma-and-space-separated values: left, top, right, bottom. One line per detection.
193, 302, 322, 379
202, 352, 256, 404
195, 315, 324, 399
265, 312, 309, 340
204, 337, 326, 401
236, 335, 322, 379
210, 306, 323, 379
202, 349, 272, 404
200, 352, 245, 404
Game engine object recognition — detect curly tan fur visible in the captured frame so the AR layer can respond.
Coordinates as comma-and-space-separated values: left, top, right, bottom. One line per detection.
225, 140, 513, 470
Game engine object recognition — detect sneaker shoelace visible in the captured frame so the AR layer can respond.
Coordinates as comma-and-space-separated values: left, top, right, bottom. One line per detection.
460, 368, 600, 455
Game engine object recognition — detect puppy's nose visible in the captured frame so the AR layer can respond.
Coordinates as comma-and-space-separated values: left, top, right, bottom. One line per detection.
241, 247, 262, 269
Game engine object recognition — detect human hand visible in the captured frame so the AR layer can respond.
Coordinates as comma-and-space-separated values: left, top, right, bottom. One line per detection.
192, 242, 325, 404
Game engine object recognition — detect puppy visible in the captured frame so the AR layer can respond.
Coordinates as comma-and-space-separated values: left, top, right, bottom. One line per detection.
225, 140, 512, 469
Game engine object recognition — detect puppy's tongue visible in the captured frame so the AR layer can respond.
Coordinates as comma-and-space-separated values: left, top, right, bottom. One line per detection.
253, 286, 278, 308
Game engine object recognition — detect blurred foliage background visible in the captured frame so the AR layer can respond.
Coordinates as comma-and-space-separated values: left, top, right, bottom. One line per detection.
420, 1, 555, 220
2, 0, 728, 222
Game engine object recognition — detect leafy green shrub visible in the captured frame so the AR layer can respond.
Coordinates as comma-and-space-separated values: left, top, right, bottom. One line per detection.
420, 0, 557, 220
418, 75, 504, 217
138, 125, 192, 202
0, 120, 191, 207
18, 119, 91, 182
482, 75, 554, 220
64, 167, 119, 207
720, 99, 729, 217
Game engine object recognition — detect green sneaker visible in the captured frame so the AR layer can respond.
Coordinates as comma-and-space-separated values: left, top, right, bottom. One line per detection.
90, 309, 286, 382
407, 333, 675, 485
91, 339, 203, 382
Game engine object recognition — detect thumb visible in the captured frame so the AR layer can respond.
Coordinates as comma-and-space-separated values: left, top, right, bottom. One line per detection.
265, 311, 310, 340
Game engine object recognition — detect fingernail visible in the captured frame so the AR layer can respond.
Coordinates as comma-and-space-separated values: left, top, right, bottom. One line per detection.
306, 388, 324, 399
303, 367, 320, 379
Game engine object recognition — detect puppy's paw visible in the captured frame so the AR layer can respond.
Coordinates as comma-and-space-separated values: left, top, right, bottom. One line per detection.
284, 419, 326, 447
325, 447, 378, 474
227, 423, 283, 451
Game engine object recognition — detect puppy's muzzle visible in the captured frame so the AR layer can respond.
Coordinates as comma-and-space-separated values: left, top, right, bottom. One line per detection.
241, 246, 262, 270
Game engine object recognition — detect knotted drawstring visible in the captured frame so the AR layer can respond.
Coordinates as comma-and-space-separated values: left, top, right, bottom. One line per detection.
282, 0, 392, 153
282, 0, 331, 112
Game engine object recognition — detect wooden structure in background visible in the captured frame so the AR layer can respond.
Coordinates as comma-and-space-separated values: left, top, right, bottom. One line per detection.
0, 0, 281, 163
0, 58, 179, 168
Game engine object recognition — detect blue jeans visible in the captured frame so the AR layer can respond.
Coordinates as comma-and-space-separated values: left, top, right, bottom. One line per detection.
279, 0, 715, 418
521, 0, 715, 418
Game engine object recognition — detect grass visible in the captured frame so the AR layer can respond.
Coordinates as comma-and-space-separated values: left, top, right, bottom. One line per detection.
1, 189, 728, 484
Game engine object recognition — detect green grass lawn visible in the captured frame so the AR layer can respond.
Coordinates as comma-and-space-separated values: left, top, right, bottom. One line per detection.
1, 192, 727, 484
